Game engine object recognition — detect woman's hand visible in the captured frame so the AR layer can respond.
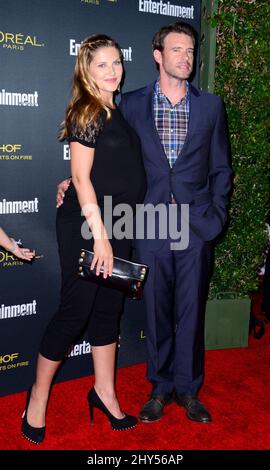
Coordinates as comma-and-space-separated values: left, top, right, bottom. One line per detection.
91, 239, 113, 279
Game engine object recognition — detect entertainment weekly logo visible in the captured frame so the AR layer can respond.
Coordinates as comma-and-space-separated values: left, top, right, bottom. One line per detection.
0, 198, 39, 214
67, 340, 92, 357
138, 0, 195, 18
0, 89, 39, 107
69, 39, 133, 61
63, 144, 70, 160
67, 337, 121, 358
0, 300, 37, 320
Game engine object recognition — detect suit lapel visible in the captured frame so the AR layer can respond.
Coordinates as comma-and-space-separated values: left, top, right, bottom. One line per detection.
174, 84, 201, 164
142, 83, 171, 170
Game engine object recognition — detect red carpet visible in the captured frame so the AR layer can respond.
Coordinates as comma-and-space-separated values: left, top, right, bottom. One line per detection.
0, 322, 270, 451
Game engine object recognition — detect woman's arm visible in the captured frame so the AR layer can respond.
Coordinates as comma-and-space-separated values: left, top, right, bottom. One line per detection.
70, 141, 113, 278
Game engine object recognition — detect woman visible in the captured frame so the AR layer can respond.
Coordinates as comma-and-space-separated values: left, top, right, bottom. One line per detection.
21, 34, 146, 444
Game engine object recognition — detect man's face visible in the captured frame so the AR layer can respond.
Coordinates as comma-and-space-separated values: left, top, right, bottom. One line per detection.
154, 32, 194, 80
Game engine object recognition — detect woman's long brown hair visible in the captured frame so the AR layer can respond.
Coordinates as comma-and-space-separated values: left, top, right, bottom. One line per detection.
60, 34, 122, 140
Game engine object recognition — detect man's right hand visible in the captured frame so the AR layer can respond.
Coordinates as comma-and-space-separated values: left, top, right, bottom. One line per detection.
56, 178, 71, 208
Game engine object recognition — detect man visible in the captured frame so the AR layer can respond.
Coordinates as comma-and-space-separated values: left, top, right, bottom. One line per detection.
119, 21, 231, 424
57, 21, 232, 424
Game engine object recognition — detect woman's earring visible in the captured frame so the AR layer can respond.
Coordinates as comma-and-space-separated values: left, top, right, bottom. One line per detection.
117, 84, 121, 92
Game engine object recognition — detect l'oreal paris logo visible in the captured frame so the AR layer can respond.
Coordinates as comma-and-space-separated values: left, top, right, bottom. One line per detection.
0, 31, 45, 50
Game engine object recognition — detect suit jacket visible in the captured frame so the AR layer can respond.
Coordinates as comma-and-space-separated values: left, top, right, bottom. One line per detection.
119, 82, 232, 246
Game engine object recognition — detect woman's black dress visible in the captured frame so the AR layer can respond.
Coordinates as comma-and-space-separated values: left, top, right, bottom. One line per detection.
40, 108, 146, 359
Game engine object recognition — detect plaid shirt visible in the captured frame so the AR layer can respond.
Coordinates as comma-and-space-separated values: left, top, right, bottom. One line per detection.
153, 80, 190, 167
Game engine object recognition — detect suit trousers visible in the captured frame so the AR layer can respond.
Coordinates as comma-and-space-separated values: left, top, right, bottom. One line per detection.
136, 229, 213, 396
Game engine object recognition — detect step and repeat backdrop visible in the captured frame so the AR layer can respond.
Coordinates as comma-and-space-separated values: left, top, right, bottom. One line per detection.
0, 0, 200, 396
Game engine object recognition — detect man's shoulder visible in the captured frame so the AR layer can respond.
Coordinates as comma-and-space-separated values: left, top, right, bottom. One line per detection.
192, 85, 223, 105
121, 83, 154, 101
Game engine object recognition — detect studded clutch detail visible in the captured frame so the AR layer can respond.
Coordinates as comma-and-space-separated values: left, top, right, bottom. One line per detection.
78, 249, 149, 300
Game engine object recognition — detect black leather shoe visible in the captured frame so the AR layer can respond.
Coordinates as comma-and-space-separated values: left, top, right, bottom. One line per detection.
139, 393, 173, 423
175, 393, 211, 423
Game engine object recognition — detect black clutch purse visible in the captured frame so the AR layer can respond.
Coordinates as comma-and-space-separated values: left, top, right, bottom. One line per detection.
78, 249, 149, 300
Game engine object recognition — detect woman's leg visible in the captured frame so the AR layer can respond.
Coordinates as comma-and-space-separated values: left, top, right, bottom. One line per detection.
25, 354, 60, 427
25, 214, 97, 428
26, 272, 99, 429
88, 237, 132, 418
92, 343, 124, 419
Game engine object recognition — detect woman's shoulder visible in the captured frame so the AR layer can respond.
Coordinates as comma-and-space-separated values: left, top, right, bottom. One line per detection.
68, 119, 102, 148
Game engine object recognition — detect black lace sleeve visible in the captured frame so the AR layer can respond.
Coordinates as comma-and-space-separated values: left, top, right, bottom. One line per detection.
67, 120, 101, 148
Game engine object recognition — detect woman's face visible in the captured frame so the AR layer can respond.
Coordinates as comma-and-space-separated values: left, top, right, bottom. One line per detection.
89, 46, 123, 99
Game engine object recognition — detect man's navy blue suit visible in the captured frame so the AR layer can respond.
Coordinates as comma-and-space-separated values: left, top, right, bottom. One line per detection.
120, 82, 232, 396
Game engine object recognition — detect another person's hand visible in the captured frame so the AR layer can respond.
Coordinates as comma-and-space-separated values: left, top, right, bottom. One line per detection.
91, 239, 114, 279
13, 244, 35, 261
0, 228, 35, 261
56, 178, 71, 208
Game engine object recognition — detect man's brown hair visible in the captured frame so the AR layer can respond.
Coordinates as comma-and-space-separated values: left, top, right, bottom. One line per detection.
152, 21, 197, 52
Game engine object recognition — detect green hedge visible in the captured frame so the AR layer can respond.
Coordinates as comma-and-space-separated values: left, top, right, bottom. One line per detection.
209, 0, 270, 297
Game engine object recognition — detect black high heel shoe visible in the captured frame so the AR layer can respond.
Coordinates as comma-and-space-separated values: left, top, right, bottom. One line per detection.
87, 387, 137, 431
21, 387, 46, 444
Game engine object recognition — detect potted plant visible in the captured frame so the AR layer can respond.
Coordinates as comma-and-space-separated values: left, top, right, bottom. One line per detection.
202, 0, 269, 349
